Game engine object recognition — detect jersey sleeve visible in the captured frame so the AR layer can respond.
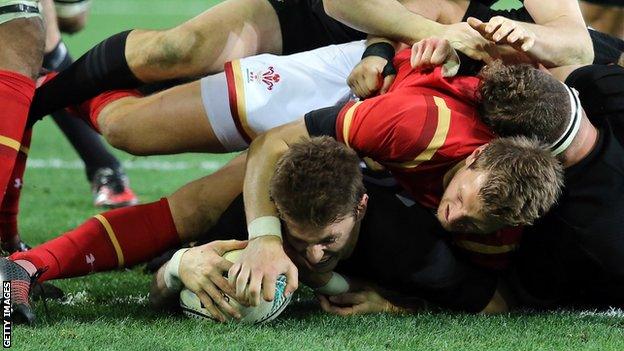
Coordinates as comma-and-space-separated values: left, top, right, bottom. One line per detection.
335, 93, 438, 163
304, 102, 350, 138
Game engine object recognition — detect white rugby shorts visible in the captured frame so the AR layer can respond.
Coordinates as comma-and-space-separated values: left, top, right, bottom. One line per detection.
200, 40, 365, 151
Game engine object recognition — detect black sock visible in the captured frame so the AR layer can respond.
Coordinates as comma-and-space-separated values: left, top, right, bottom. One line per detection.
29, 30, 141, 123
43, 40, 122, 181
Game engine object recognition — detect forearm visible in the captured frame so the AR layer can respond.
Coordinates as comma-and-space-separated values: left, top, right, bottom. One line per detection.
324, 0, 443, 45
522, 20, 593, 67
243, 120, 310, 227
149, 262, 181, 309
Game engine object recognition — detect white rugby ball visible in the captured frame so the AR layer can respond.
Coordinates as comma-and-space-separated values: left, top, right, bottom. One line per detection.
179, 249, 291, 324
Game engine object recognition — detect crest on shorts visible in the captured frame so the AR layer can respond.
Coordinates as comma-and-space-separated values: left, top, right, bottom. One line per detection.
246, 66, 281, 91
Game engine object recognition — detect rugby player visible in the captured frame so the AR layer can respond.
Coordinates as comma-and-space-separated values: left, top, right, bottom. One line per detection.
2, 137, 521, 324
478, 61, 624, 308
26, 0, 613, 125
411, 36, 624, 308
233, 44, 563, 306
0, 1, 44, 256
40, 0, 138, 208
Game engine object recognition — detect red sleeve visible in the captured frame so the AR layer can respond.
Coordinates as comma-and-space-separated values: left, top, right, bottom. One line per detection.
335, 92, 439, 163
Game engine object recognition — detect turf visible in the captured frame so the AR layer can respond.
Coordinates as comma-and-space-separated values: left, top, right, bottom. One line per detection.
11, 0, 624, 350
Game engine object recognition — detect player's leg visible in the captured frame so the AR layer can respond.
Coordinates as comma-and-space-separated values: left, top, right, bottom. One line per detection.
4, 154, 245, 323
580, 1, 624, 39
28, 0, 283, 122
41, 0, 137, 207
71, 41, 366, 156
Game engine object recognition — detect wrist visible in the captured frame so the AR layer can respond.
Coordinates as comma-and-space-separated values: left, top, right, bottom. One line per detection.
315, 272, 350, 296
163, 248, 189, 291
247, 215, 282, 241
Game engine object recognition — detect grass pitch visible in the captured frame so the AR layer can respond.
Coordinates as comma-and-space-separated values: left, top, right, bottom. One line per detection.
12, 0, 624, 350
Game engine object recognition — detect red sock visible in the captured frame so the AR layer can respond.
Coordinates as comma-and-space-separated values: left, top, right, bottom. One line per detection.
76, 89, 141, 132
0, 128, 31, 243
10, 198, 179, 281
0, 71, 34, 202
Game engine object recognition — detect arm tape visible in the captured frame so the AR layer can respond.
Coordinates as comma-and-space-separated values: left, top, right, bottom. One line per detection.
315, 272, 350, 296
163, 248, 189, 291
248, 216, 282, 240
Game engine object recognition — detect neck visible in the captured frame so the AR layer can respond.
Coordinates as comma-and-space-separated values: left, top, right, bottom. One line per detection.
559, 114, 598, 168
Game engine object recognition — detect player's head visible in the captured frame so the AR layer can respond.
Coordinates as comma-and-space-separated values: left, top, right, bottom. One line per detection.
437, 136, 563, 234
270, 136, 367, 273
477, 62, 572, 146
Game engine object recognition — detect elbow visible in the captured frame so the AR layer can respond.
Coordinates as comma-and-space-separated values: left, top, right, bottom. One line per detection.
323, 0, 348, 22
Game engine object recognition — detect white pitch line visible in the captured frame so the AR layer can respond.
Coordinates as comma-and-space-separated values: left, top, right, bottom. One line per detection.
91, 0, 211, 16
26, 158, 226, 172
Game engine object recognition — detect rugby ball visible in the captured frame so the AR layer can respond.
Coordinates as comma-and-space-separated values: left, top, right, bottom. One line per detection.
179, 249, 291, 324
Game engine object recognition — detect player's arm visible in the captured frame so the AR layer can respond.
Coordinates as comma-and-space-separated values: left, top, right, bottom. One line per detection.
150, 240, 247, 322
323, 0, 497, 63
468, 0, 593, 67
347, 36, 403, 99
149, 260, 182, 310
228, 119, 311, 307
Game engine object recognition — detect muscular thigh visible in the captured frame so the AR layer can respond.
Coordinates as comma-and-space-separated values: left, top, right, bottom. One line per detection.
0, 17, 44, 78
127, 0, 282, 81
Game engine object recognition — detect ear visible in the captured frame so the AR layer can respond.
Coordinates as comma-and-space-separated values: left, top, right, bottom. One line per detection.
355, 194, 369, 220
466, 144, 488, 167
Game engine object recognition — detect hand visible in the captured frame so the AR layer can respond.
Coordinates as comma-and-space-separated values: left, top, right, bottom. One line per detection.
467, 16, 536, 53
178, 240, 247, 322
347, 56, 396, 99
317, 287, 405, 316
410, 38, 461, 77
228, 235, 298, 307
440, 22, 500, 64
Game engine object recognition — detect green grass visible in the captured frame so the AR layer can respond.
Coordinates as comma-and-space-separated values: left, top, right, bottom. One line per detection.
11, 0, 624, 350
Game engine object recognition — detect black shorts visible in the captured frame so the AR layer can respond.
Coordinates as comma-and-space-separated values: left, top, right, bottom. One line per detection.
267, 0, 367, 55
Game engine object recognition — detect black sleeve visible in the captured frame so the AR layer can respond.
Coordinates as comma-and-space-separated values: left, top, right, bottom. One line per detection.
304, 103, 346, 138
565, 64, 624, 135
335, 183, 498, 313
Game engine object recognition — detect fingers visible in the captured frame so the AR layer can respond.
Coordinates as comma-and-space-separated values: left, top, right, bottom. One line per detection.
235, 265, 251, 302
284, 264, 299, 296
228, 262, 242, 287
247, 270, 264, 306
379, 75, 395, 94
262, 274, 278, 303
215, 240, 248, 255
491, 21, 515, 43
201, 281, 241, 320
467, 17, 488, 37
212, 273, 237, 299
420, 43, 435, 67
520, 36, 535, 52
196, 290, 226, 323
411, 41, 425, 68
329, 292, 366, 306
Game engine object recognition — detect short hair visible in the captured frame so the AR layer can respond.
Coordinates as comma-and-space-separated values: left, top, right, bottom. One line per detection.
269, 136, 365, 228
478, 61, 570, 144
471, 136, 564, 226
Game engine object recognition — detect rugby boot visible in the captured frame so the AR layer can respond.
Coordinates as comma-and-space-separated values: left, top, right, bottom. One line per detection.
91, 167, 138, 208
0, 258, 35, 325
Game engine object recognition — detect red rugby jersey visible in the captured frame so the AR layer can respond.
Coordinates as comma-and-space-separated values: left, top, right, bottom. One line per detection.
335, 48, 494, 208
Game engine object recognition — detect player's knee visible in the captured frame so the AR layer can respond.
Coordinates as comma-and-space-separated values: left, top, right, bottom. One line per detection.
100, 115, 138, 154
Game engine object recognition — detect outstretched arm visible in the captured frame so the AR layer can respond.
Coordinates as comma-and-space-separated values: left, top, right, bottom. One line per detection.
468, 0, 593, 67
227, 119, 310, 307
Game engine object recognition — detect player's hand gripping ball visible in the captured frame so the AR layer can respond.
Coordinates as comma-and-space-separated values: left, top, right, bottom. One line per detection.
180, 249, 292, 324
